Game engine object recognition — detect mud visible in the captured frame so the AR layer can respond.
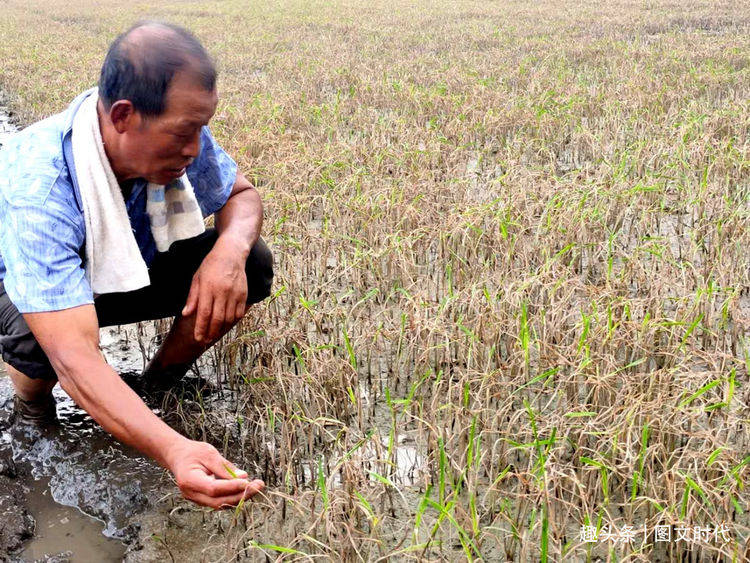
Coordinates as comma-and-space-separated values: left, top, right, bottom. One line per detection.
0, 428, 35, 557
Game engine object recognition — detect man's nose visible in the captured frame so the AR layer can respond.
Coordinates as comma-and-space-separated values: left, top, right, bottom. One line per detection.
181, 130, 201, 159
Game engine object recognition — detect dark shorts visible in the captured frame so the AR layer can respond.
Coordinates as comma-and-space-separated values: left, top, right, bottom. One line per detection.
0, 229, 274, 380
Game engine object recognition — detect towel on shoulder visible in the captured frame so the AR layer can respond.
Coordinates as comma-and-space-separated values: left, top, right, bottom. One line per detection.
71, 91, 205, 296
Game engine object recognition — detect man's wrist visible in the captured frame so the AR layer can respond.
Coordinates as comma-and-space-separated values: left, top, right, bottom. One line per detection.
161, 434, 193, 472
214, 231, 253, 261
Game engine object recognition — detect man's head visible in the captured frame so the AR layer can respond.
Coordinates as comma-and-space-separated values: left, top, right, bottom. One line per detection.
97, 21, 218, 185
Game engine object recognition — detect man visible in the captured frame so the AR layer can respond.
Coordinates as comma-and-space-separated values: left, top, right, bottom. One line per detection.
0, 21, 269, 509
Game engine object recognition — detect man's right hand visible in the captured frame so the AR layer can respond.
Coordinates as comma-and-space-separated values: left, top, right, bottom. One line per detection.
166, 438, 265, 509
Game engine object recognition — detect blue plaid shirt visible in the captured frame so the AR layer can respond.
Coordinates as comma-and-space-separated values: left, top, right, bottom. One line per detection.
0, 88, 238, 313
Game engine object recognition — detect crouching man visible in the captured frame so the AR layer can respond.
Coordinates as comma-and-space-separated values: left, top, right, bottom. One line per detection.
0, 21, 270, 508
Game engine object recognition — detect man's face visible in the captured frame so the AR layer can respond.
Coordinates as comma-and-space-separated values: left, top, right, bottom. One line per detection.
123, 72, 218, 185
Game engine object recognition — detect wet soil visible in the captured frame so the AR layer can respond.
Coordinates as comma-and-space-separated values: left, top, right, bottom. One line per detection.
0, 438, 35, 557
0, 325, 170, 561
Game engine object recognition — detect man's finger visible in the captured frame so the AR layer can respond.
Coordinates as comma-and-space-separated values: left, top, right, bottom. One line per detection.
182, 276, 200, 317
194, 291, 213, 342
205, 452, 250, 481
226, 298, 242, 326
186, 476, 257, 498
208, 297, 227, 341
188, 484, 263, 510
234, 300, 246, 322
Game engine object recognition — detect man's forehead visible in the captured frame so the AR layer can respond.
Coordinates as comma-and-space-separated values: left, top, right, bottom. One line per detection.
163, 84, 217, 123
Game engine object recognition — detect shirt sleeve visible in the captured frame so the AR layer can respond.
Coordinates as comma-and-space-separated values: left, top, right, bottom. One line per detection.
186, 126, 238, 218
0, 196, 93, 313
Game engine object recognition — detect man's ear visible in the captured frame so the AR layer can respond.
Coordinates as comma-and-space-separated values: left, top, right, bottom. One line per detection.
109, 100, 138, 134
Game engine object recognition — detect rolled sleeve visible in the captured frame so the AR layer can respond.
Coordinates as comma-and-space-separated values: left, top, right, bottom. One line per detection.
0, 199, 92, 313
187, 126, 238, 218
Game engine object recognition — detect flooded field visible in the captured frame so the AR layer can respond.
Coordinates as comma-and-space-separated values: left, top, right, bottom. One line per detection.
0, 0, 749, 560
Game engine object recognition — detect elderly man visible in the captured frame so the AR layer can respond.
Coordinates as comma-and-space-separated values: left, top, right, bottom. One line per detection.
0, 22, 269, 508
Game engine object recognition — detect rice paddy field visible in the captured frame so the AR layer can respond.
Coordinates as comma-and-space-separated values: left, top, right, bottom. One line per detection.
1, 0, 749, 561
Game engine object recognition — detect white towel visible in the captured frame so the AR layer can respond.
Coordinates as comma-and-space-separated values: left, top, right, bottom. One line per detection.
71, 91, 205, 296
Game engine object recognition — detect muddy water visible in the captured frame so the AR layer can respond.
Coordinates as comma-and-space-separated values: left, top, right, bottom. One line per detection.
19, 476, 127, 561
0, 325, 171, 561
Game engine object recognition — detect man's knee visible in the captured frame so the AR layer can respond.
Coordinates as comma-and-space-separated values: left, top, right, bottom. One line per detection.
245, 237, 274, 304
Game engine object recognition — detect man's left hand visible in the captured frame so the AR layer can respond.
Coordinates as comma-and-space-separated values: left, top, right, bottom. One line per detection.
182, 235, 249, 344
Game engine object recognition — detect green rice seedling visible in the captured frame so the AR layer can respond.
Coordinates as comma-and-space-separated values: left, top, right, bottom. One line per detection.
580, 456, 610, 505
291, 344, 306, 373
317, 455, 329, 512
247, 541, 307, 557
423, 497, 481, 561
511, 367, 558, 397
519, 301, 530, 371
718, 456, 750, 490
704, 368, 736, 412
630, 422, 650, 501
412, 484, 432, 545
367, 470, 409, 510
523, 399, 556, 483
678, 377, 722, 409
437, 436, 447, 504
577, 307, 592, 358
677, 312, 705, 353
679, 473, 713, 518
540, 502, 549, 563
706, 447, 725, 467
353, 490, 378, 527
341, 325, 357, 370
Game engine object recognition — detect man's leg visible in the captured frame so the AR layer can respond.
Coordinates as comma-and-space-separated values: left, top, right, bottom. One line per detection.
141, 302, 251, 381
96, 230, 274, 385
143, 234, 273, 382
6, 364, 56, 402
5, 363, 57, 423
0, 281, 60, 421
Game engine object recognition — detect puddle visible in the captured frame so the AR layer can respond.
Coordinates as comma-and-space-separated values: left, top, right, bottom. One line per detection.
296, 432, 425, 490
20, 476, 126, 562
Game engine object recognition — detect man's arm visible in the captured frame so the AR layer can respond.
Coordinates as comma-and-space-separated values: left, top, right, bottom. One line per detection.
182, 171, 264, 343
23, 304, 264, 509
214, 172, 263, 256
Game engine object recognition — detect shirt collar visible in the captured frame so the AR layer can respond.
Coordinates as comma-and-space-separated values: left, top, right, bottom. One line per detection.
62, 86, 98, 135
